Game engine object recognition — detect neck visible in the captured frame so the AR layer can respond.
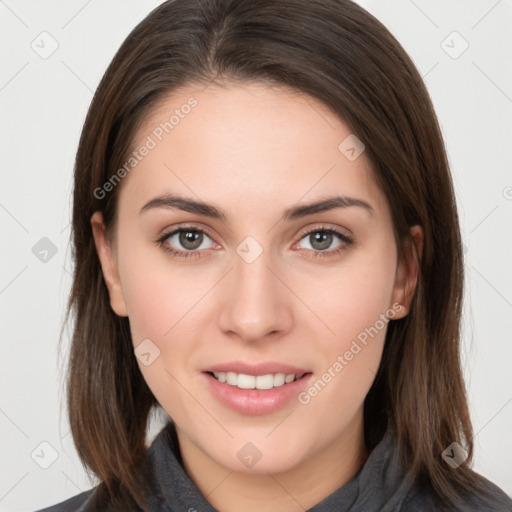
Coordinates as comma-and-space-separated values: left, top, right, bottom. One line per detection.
176, 412, 369, 512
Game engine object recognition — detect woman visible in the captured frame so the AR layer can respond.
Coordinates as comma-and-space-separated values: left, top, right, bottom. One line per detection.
37, 0, 512, 510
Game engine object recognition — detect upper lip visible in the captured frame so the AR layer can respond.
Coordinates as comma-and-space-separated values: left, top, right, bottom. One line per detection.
202, 361, 310, 376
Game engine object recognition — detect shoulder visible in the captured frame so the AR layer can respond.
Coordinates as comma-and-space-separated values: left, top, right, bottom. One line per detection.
403, 472, 512, 512
33, 484, 158, 512
34, 488, 98, 512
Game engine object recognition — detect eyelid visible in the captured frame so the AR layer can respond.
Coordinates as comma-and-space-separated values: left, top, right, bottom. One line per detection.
296, 223, 352, 240
158, 222, 218, 242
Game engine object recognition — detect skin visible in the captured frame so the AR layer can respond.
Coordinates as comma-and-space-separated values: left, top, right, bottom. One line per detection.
91, 81, 423, 512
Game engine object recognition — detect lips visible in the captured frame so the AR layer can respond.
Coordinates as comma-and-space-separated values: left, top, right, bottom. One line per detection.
201, 361, 313, 414
202, 361, 310, 376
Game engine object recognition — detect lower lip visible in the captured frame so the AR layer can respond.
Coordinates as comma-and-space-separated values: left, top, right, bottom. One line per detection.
202, 372, 312, 415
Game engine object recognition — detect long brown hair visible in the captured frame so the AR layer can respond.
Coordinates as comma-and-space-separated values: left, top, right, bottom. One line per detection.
63, 0, 489, 509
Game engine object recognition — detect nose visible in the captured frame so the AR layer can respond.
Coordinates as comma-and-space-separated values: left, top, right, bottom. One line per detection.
218, 248, 293, 344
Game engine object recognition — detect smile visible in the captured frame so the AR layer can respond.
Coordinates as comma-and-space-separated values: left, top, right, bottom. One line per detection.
201, 363, 313, 415
210, 371, 305, 390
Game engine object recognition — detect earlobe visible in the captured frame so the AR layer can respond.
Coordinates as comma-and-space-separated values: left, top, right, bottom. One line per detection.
390, 225, 423, 319
90, 211, 128, 317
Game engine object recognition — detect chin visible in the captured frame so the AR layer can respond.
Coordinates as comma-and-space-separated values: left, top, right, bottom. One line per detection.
205, 437, 312, 475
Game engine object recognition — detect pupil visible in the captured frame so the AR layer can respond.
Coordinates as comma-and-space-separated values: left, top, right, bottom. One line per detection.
180, 230, 202, 250
311, 231, 332, 250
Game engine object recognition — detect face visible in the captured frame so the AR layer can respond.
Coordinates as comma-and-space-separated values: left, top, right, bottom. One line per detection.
92, 81, 420, 476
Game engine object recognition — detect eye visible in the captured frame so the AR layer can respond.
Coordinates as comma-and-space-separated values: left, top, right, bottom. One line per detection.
157, 226, 218, 259
156, 224, 353, 260
294, 226, 353, 258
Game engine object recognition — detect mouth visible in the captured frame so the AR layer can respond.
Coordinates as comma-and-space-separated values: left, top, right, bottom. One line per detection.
206, 371, 309, 390
201, 362, 313, 415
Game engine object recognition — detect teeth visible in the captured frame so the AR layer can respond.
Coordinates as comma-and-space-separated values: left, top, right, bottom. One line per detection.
226, 372, 238, 385
212, 372, 299, 389
255, 374, 273, 389
273, 373, 285, 386
238, 374, 255, 389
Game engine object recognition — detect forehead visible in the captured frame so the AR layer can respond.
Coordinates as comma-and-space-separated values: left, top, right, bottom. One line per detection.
118, 81, 388, 221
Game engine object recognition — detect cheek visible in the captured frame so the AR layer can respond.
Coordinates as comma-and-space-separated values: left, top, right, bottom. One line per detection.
117, 247, 217, 397
296, 243, 396, 402
117, 242, 203, 343
122, 273, 170, 345
117, 250, 204, 413
301, 244, 397, 347
295, 279, 393, 440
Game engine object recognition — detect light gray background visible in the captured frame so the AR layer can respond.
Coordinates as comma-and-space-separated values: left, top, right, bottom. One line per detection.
1, 1, 511, 510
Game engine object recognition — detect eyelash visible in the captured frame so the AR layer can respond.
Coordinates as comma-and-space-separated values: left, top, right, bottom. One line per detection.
156, 225, 354, 260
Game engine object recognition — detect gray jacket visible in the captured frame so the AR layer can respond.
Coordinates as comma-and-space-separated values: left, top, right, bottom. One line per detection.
35, 422, 512, 511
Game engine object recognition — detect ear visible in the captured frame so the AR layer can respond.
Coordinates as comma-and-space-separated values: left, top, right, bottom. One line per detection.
390, 225, 423, 319
90, 211, 128, 317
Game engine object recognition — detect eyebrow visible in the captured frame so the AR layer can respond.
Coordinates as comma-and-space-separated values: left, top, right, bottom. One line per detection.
139, 193, 374, 221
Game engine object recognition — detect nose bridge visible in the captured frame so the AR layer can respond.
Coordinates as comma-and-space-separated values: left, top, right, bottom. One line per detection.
219, 240, 291, 341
